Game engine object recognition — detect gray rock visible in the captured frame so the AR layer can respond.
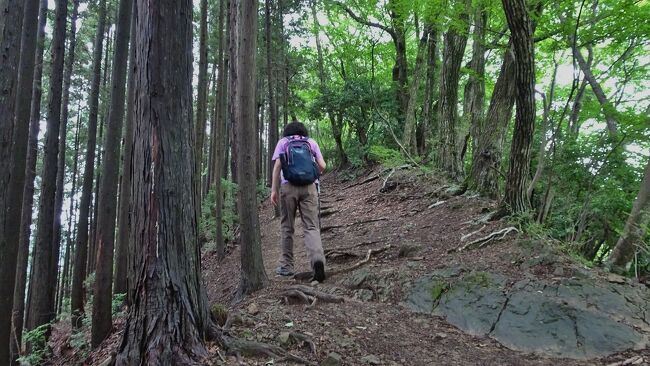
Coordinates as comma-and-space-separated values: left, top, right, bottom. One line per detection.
321, 352, 342, 366
404, 269, 650, 360
353, 289, 375, 302
361, 354, 381, 365
278, 331, 291, 346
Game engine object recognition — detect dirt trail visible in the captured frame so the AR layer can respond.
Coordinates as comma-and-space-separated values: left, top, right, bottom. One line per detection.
203, 168, 648, 365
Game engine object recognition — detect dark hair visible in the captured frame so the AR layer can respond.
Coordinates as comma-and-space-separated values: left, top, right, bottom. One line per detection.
283, 121, 309, 138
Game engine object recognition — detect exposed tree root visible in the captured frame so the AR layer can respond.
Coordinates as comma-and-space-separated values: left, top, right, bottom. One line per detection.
460, 225, 487, 242
453, 227, 519, 252
329, 245, 392, 276
208, 323, 315, 365
282, 285, 345, 305
344, 174, 379, 189
325, 249, 360, 261
320, 209, 339, 218
607, 356, 644, 366
321, 218, 388, 233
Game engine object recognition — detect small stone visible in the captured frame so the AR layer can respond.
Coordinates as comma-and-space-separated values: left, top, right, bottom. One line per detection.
98, 357, 113, 366
361, 354, 381, 365
247, 303, 259, 315
278, 331, 292, 346
321, 352, 342, 366
353, 289, 374, 302
607, 273, 627, 284
434, 332, 448, 340
311, 280, 320, 286
553, 266, 565, 276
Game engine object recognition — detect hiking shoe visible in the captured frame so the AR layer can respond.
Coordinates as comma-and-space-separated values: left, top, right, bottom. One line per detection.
275, 267, 294, 277
313, 261, 326, 282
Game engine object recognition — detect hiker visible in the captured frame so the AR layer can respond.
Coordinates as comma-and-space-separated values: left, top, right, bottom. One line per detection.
270, 121, 327, 282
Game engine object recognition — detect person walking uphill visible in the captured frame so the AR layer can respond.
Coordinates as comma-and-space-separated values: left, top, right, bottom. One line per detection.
271, 122, 327, 282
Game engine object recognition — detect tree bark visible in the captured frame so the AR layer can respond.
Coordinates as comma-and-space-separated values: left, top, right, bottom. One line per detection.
402, 24, 432, 152
502, 0, 537, 213
607, 160, 650, 272
26, 0, 68, 333
435, 0, 470, 181
53, 0, 80, 315
213, 0, 227, 260
419, 28, 439, 156
2, 0, 39, 361
236, 0, 268, 297
92, 0, 133, 347
114, 0, 137, 299
463, 6, 487, 164
61, 107, 82, 313
71, 0, 106, 328
115, 0, 214, 362
572, 43, 618, 137
195, 0, 209, 204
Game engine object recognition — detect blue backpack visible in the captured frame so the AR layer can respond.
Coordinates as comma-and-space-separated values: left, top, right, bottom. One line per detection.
280, 136, 320, 186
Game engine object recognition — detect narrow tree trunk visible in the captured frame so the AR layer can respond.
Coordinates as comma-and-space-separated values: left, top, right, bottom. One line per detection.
213, 0, 227, 260
115, 0, 215, 361
419, 28, 439, 156
71, 0, 107, 328
502, 0, 537, 213
607, 160, 650, 272
265, 0, 279, 187
311, 0, 348, 166
114, 0, 137, 299
388, 0, 409, 117
236, 0, 268, 298
195, 0, 209, 209
464, 6, 487, 164
2, 0, 40, 362
26, 0, 68, 333
92, 0, 133, 347
52, 0, 80, 316
228, 0, 238, 185
435, 0, 470, 180
572, 43, 617, 137
402, 24, 431, 152
62, 107, 82, 306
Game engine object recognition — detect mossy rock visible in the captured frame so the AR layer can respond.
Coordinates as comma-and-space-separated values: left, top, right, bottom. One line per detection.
211, 303, 228, 326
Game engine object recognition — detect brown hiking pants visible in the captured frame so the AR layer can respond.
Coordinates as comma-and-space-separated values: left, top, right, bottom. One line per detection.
279, 183, 325, 271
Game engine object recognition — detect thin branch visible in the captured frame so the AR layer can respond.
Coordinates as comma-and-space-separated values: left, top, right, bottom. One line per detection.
330, 0, 396, 40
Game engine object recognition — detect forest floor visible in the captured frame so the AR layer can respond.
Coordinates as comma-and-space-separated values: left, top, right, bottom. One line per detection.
49, 167, 650, 365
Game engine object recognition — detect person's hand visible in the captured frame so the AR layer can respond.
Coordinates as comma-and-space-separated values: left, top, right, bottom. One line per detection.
271, 191, 279, 207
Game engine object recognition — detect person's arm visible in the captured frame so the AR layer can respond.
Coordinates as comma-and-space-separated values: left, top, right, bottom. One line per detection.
270, 159, 282, 206
316, 156, 326, 173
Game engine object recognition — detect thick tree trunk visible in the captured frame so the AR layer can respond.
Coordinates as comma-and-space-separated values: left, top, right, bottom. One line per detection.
115, 0, 214, 362
266, 0, 279, 187
53, 0, 80, 315
607, 160, 650, 272
502, 0, 537, 213
114, 0, 137, 299
26, 0, 68, 333
435, 0, 470, 181
11, 1, 47, 360
71, 0, 107, 328
92, 0, 132, 347
236, 0, 268, 298
467, 41, 517, 198
389, 3, 409, 117
2, 0, 39, 362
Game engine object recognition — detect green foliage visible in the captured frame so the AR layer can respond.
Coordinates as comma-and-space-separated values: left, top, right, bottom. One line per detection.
112, 293, 126, 317
17, 324, 51, 365
368, 145, 405, 167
